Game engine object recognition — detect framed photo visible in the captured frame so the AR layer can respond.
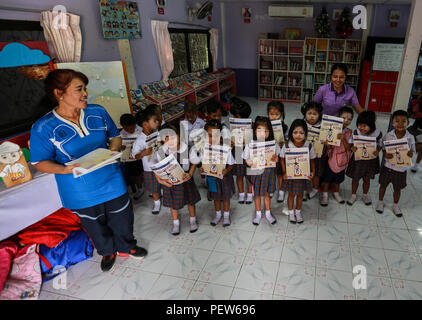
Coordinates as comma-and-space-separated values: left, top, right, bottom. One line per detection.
332, 9, 342, 21
389, 10, 401, 22
284, 28, 300, 40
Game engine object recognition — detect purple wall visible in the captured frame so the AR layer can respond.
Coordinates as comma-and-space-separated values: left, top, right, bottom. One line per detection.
223, 2, 411, 97
0, 0, 224, 86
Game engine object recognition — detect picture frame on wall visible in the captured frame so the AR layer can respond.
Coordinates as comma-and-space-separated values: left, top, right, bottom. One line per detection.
389, 10, 401, 22
284, 29, 300, 40
332, 9, 342, 21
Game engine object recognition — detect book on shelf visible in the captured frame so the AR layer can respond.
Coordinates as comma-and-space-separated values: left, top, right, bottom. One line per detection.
65, 148, 122, 178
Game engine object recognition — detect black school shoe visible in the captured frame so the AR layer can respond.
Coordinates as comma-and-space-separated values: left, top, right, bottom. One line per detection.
118, 246, 148, 259
101, 254, 116, 272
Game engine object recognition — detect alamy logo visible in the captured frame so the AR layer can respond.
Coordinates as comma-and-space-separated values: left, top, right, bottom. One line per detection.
352, 5, 367, 30
352, 265, 367, 290
52, 5, 67, 30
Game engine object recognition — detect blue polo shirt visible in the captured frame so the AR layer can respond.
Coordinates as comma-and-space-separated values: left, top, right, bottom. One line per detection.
30, 104, 127, 210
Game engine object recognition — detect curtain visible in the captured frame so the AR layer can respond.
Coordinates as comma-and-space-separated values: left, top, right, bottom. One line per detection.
151, 20, 174, 86
40, 11, 82, 63
209, 28, 218, 72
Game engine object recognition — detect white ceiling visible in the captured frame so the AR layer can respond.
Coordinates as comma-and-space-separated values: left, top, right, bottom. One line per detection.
220, 0, 412, 4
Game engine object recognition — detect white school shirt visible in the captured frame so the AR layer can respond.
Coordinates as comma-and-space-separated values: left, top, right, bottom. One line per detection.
181, 117, 206, 147
189, 143, 235, 166
120, 125, 142, 140
348, 128, 383, 148
131, 131, 156, 171
382, 129, 416, 173
279, 140, 317, 159
242, 140, 282, 160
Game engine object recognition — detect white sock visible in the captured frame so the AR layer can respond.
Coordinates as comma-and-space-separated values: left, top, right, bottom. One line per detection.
238, 193, 245, 201
265, 210, 276, 224
289, 210, 296, 221
223, 211, 230, 225
153, 200, 161, 212
309, 188, 319, 198
253, 211, 262, 225
350, 194, 356, 200
412, 162, 419, 169
247, 193, 253, 202
322, 192, 328, 200
211, 211, 222, 225
190, 216, 196, 224
173, 219, 180, 226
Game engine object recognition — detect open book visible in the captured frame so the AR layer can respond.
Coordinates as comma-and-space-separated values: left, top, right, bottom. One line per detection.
150, 153, 185, 185
65, 148, 122, 178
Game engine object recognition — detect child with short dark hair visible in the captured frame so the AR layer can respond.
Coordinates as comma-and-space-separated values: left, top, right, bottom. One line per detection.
267, 101, 289, 202
181, 101, 205, 148
320, 106, 353, 206
280, 119, 316, 224
301, 102, 324, 200
119, 113, 144, 200
154, 123, 201, 235
131, 108, 161, 214
230, 100, 254, 204
346, 110, 382, 206
376, 110, 415, 217
243, 116, 280, 225
206, 100, 231, 145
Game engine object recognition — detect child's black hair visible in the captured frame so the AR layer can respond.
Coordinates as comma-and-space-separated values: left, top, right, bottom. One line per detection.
356, 110, 376, 133
184, 101, 198, 114
135, 107, 157, 126
160, 122, 180, 136
206, 100, 223, 115
338, 106, 354, 118
230, 100, 252, 119
267, 101, 285, 120
120, 113, 136, 127
392, 109, 409, 121
301, 101, 323, 122
288, 119, 308, 143
252, 116, 274, 141
204, 119, 223, 132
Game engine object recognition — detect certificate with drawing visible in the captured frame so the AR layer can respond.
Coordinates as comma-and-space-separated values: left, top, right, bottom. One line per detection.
320, 114, 344, 147
66, 148, 122, 178
190, 128, 206, 153
229, 118, 253, 147
285, 147, 310, 180
271, 120, 285, 145
353, 135, 376, 160
145, 131, 160, 161
307, 126, 323, 158
120, 137, 137, 162
150, 153, 185, 185
384, 138, 412, 168
249, 140, 277, 170
201, 144, 230, 179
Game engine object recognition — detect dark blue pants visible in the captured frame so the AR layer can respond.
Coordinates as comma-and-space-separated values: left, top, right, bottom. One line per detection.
71, 193, 137, 256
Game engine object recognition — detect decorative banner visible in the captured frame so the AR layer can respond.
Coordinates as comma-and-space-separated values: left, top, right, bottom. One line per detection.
150, 154, 185, 185
99, 0, 142, 40
307, 126, 324, 158
285, 147, 310, 180
201, 144, 230, 179
156, 0, 166, 15
353, 135, 376, 161
271, 120, 285, 145
384, 138, 412, 168
242, 8, 251, 23
320, 114, 344, 147
0, 141, 32, 188
249, 140, 277, 170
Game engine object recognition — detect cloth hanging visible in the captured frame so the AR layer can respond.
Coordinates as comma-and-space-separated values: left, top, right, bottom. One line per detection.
209, 28, 218, 72
40, 11, 82, 63
151, 20, 174, 86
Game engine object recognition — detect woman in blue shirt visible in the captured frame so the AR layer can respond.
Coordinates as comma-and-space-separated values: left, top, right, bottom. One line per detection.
30, 69, 147, 272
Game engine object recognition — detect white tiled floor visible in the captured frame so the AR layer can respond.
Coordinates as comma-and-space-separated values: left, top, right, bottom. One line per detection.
38, 98, 422, 300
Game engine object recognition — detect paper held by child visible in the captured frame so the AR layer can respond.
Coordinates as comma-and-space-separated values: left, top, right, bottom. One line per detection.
229, 118, 253, 147
249, 140, 277, 170
201, 143, 230, 179
285, 147, 310, 180
353, 135, 377, 161
320, 114, 344, 147
0, 141, 32, 188
271, 120, 285, 144
145, 131, 160, 161
120, 138, 137, 162
65, 148, 122, 178
150, 153, 185, 185
384, 138, 412, 168
307, 126, 324, 158
190, 128, 206, 153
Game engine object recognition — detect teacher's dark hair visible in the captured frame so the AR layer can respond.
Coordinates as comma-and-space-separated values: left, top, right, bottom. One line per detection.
44, 69, 89, 105
330, 63, 348, 77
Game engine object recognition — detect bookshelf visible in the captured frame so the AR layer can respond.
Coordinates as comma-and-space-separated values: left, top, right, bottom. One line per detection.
302, 38, 362, 103
258, 39, 304, 103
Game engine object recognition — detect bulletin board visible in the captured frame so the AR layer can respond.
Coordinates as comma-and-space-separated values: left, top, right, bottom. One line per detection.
372, 43, 404, 72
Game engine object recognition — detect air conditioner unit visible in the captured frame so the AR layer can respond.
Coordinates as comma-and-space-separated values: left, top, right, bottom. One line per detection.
268, 5, 314, 18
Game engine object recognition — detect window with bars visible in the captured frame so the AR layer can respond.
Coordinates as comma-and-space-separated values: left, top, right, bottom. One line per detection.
169, 28, 212, 78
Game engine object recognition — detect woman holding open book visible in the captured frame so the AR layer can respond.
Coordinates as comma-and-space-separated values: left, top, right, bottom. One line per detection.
314, 63, 364, 116
30, 69, 147, 273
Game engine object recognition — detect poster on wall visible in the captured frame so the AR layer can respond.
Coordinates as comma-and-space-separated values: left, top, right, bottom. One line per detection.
373, 43, 404, 72
242, 8, 252, 23
99, 0, 142, 40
